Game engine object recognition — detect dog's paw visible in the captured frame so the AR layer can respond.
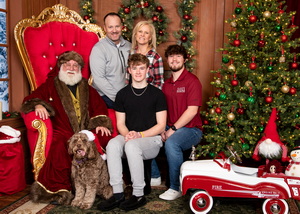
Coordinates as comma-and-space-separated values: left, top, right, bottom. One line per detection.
79, 202, 93, 210
71, 199, 82, 207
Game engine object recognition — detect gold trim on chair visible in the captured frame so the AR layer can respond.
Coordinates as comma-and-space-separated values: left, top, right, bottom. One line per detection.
31, 119, 47, 180
14, 4, 105, 92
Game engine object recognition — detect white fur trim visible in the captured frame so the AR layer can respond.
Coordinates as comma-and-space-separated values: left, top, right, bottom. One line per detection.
0, 125, 21, 138
101, 154, 107, 160
0, 126, 21, 144
79, 130, 95, 141
0, 137, 21, 144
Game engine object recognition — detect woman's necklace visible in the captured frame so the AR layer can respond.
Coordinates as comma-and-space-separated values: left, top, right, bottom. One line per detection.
137, 48, 150, 55
131, 84, 148, 96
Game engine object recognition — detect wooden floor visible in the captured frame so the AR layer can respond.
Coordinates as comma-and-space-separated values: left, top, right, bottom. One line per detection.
0, 185, 31, 210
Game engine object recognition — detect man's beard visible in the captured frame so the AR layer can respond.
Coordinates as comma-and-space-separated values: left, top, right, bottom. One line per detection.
58, 68, 82, 86
169, 63, 184, 72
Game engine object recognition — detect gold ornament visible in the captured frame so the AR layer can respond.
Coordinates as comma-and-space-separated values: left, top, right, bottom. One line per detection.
245, 81, 252, 87
227, 113, 235, 121
215, 79, 221, 84
209, 109, 215, 114
279, 55, 286, 63
281, 85, 290, 93
263, 11, 271, 18
229, 127, 235, 134
228, 64, 236, 71
230, 21, 237, 28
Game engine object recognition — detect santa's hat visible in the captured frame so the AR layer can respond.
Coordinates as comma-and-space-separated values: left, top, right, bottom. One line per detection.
252, 108, 288, 162
79, 130, 106, 160
0, 125, 21, 144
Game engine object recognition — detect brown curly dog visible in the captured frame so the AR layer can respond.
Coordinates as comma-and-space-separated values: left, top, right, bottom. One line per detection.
68, 132, 113, 209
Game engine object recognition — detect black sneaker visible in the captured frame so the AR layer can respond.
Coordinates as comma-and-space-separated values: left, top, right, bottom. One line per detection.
97, 195, 125, 211
119, 195, 146, 211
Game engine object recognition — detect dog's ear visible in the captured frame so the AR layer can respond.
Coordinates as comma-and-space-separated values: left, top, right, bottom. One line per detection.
87, 141, 97, 159
67, 136, 74, 155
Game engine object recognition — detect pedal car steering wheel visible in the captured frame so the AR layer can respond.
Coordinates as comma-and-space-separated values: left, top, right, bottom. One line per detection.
227, 145, 242, 163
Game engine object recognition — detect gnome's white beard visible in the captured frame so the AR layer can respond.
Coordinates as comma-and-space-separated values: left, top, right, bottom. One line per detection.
258, 138, 282, 159
58, 68, 82, 86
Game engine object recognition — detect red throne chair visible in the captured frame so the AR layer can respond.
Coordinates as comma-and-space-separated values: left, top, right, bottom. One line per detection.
14, 4, 117, 181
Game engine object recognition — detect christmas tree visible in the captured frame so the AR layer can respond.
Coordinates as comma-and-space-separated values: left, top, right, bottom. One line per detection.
200, 0, 300, 159
80, 0, 95, 23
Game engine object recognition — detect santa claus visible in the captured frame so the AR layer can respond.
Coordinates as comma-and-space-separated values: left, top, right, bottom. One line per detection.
252, 108, 288, 162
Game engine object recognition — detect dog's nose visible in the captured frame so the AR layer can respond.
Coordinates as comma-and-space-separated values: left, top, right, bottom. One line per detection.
77, 144, 82, 148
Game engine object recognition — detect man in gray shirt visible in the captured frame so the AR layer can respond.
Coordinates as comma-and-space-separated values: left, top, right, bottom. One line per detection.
90, 12, 131, 108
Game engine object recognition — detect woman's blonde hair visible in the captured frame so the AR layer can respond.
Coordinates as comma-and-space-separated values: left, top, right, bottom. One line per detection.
131, 20, 157, 51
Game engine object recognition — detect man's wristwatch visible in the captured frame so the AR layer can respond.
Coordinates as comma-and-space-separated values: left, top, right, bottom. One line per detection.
170, 125, 177, 131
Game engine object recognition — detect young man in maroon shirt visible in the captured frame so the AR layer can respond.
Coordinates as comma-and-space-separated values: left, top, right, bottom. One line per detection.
159, 45, 203, 200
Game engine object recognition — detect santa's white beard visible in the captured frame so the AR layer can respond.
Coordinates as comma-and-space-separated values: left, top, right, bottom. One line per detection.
258, 138, 282, 159
58, 67, 82, 86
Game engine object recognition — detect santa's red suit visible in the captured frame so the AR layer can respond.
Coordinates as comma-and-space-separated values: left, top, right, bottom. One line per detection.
252, 108, 288, 162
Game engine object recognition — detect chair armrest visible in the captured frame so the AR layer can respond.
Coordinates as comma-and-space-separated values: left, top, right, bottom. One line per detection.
21, 112, 53, 180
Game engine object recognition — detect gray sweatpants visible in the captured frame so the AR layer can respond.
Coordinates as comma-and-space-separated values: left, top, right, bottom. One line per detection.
106, 135, 162, 197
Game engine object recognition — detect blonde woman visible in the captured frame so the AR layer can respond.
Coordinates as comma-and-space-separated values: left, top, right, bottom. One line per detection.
130, 20, 164, 89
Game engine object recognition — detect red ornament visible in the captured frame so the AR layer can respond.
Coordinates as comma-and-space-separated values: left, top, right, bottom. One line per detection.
158, 30, 164, 36
249, 62, 257, 70
84, 15, 89, 20
249, 15, 257, 23
231, 79, 239, 86
281, 34, 288, 42
258, 40, 266, 47
233, 39, 241, 47
237, 108, 245, 115
156, 5, 163, 12
249, 57, 257, 70
215, 91, 220, 97
181, 35, 188, 42
144, 1, 149, 8
152, 15, 158, 22
215, 107, 222, 114
278, 9, 284, 14
124, 7, 130, 14
291, 62, 298, 69
122, 26, 128, 32
203, 119, 209, 125
183, 14, 190, 20
265, 96, 273, 103
289, 87, 297, 95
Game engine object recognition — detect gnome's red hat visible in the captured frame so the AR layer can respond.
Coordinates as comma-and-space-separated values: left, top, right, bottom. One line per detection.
252, 108, 288, 162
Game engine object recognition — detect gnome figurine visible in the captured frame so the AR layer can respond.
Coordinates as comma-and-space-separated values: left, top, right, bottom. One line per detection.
285, 141, 300, 177
252, 108, 288, 162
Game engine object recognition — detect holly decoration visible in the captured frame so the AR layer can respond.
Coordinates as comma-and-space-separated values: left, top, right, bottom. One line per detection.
80, 0, 96, 23
118, 0, 169, 45
174, 0, 200, 72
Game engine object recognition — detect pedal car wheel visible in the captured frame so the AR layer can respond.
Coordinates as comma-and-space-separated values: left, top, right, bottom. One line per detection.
189, 190, 213, 214
262, 199, 288, 214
